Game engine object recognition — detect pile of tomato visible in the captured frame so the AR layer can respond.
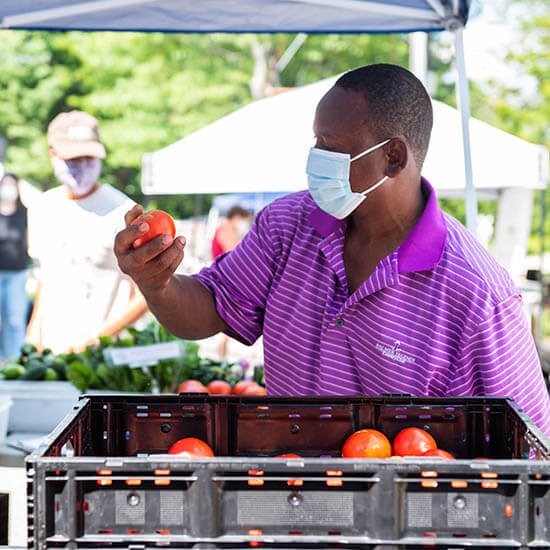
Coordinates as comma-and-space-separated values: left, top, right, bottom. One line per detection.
341, 427, 454, 459
166, 426, 454, 459
177, 379, 266, 396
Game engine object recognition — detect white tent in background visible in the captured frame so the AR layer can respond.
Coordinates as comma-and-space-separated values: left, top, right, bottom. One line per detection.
141, 76, 549, 281
0, 0, 478, 232
0, 1, 467, 34
141, 76, 548, 198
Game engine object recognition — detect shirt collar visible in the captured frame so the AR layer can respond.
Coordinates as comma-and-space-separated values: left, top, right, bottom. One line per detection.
308, 204, 345, 238
307, 177, 447, 274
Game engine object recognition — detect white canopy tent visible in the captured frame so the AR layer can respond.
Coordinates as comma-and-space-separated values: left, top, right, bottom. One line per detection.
0, 1, 468, 34
0, 0, 478, 231
141, 76, 549, 198
143, 75, 549, 281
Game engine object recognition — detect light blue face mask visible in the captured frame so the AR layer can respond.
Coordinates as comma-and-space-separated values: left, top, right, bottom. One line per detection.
306, 138, 391, 219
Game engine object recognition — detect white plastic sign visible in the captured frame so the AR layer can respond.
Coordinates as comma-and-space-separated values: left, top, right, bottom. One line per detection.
103, 342, 183, 368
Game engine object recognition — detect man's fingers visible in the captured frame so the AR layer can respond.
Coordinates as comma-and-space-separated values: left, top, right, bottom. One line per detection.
114, 222, 150, 254
128, 241, 185, 291
135, 237, 185, 274
124, 204, 144, 226
149, 255, 185, 286
119, 235, 184, 276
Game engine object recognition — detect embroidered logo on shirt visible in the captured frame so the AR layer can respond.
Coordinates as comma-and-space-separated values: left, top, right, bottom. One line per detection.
375, 340, 416, 364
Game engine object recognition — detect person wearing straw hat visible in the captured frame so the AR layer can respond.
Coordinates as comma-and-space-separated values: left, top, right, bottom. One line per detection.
27, 111, 147, 353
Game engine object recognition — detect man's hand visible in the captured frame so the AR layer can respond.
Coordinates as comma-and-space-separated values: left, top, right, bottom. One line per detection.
114, 205, 227, 340
114, 205, 185, 296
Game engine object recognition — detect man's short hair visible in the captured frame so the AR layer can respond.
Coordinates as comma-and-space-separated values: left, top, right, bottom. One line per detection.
335, 64, 433, 169
226, 205, 250, 219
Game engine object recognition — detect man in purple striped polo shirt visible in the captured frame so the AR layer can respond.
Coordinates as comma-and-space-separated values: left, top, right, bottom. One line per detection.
114, 64, 550, 435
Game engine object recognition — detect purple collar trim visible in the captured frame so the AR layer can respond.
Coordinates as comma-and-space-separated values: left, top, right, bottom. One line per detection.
308, 206, 345, 238
307, 177, 447, 274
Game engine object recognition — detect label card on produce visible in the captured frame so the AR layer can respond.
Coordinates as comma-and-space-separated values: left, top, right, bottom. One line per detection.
104, 342, 183, 367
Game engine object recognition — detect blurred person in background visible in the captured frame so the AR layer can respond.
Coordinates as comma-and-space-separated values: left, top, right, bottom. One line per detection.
211, 205, 252, 260
27, 110, 148, 353
211, 205, 252, 358
0, 173, 29, 361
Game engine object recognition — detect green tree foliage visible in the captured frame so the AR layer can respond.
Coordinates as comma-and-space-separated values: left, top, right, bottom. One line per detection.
426, 30, 500, 226
504, 1, 550, 255
0, 30, 407, 217
0, 31, 256, 217
275, 33, 408, 86
458, 0, 550, 254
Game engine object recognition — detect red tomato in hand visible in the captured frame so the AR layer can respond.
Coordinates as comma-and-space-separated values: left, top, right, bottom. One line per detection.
393, 427, 437, 457
422, 448, 455, 460
133, 209, 176, 248
177, 379, 208, 393
342, 429, 392, 458
207, 380, 232, 394
168, 437, 214, 457
276, 453, 302, 459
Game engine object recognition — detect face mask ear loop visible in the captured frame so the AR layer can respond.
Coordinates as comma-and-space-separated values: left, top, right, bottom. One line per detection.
350, 138, 391, 162
360, 175, 389, 197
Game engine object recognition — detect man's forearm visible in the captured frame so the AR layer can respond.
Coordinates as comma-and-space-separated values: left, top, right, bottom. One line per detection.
142, 275, 227, 339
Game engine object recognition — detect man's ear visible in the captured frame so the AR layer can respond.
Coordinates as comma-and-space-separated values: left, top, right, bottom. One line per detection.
384, 139, 408, 178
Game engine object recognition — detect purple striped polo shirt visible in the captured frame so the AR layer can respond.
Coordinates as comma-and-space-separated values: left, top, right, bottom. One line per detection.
194, 179, 550, 435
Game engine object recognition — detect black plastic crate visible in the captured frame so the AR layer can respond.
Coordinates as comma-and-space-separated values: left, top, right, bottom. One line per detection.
26, 394, 550, 549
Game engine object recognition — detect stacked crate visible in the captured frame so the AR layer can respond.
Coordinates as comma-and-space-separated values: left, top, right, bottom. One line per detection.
27, 394, 550, 549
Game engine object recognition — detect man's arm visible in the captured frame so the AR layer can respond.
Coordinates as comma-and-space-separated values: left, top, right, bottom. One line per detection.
114, 205, 228, 340
145, 274, 228, 339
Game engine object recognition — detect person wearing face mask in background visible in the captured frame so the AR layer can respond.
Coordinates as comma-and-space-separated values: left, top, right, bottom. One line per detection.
26, 111, 148, 353
0, 173, 30, 361
114, 64, 550, 436
210, 204, 252, 359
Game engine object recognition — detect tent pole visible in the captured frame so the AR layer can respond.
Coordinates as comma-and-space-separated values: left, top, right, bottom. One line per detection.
408, 32, 428, 86
454, 26, 478, 237
276, 33, 308, 74
540, 187, 546, 275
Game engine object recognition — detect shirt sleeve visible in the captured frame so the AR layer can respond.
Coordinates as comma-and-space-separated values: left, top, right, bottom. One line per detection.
193, 206, 280, 345
450, 293, 550, 438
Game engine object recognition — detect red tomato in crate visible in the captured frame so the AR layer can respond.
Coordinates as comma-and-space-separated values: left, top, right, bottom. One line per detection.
243, 384, 267, 396
177, 379, 208, 393
232, 380, 257, 394
168, 437, 214, 457
423, 449, 455, 460
276, 453, 302, 459
392, 427, 437, 457
341, 429, 392, 459
207, 380, 232, 394
132, 209, 176, 248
